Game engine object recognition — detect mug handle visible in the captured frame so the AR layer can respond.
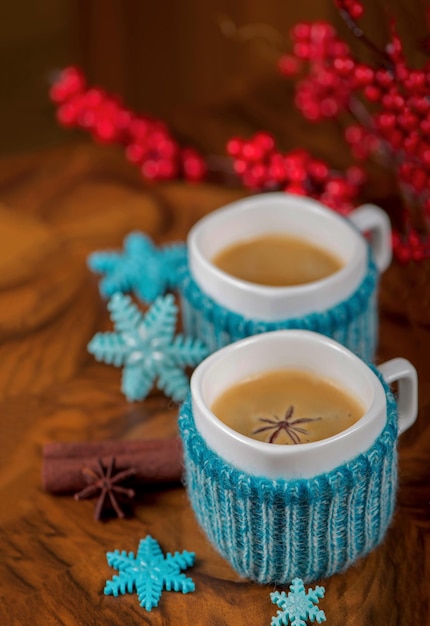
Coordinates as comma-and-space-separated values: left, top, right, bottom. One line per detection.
378, 358, 418, 435
348, 204, 392, 273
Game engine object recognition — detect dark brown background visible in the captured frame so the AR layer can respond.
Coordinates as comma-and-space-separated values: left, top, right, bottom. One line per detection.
0, 1, 429, 625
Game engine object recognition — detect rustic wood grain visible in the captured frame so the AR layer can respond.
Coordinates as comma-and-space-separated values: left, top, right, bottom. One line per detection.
0, 142, 429, 626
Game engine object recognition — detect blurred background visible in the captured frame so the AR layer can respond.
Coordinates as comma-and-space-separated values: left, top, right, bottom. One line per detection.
1, 0, 429, 157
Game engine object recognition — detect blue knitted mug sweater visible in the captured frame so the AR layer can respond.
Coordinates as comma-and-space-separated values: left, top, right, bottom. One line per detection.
179, 369, 398, 584
176, 252, 378, 362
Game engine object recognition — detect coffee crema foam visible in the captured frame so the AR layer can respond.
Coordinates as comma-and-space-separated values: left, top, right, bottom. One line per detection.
210, 369, 365, 445
212, 234, 343, 287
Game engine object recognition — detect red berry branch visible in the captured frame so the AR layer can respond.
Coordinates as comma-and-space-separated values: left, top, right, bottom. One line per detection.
50, 67, 207, 182
227, 132, 363, 215
50, 67, 361, 214
50, 1, 430, 262
279, 0, 430, 261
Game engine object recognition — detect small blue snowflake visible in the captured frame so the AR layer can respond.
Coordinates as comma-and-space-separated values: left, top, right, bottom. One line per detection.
104, 535, 195, 611
88, 232, 187, 302
270, 578, 326, 626
88, 292, 208, 402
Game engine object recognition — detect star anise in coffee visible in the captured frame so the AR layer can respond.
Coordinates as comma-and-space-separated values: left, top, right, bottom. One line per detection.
252, 405, 321, 444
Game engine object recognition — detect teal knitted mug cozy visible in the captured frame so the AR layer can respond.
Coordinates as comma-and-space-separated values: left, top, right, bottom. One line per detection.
176, 251, 379, 362
178, 372, 398, 584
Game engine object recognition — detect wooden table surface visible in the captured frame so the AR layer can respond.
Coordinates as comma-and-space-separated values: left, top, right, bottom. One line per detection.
0, 142, 429, 625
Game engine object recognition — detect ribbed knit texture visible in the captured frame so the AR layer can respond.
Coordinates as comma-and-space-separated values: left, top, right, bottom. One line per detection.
179, 371, 398, 584
177, 253, 379, 362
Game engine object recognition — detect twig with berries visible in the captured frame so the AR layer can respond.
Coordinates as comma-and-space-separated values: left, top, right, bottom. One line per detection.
279, 1, 430, 261
50, 67, 206, 183
227, 132, 364, 214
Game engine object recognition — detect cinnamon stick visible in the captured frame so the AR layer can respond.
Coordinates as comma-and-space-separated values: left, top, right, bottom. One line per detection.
42, 436, 183, 494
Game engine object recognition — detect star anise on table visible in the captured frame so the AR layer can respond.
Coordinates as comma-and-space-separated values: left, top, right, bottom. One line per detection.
74, 457, 136, 521
252, 405, 321, 444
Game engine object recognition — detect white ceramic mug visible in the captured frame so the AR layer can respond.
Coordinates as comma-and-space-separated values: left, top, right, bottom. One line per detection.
187, 193, 392, 320
191, 330, 417, 479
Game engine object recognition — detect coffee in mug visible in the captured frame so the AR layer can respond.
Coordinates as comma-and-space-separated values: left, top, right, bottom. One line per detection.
211, 368, 364, 444
212, 234, 343, 287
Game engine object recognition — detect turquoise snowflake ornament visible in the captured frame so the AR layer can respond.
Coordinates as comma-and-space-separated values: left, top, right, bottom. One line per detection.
88, 292, 208, 402
104, 535, 195, 611
270, 578, 326, 626
88, 232, 186, 302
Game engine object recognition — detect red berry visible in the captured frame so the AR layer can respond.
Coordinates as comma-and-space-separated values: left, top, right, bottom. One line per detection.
227, 137, 243, 157
249, 163, 268, 186
126, 143, 145, 163
141, 159, 159, 180
395, 63, 409, 82
393, 236, 410, 263
182, 150, 206, 182
49, 66, 85, 103
157, 159, 177, 180
294, 42, 311, 60
310, 22, 335, 43
242, 171, 259, 189
333, 58, 355, 76
57, 102, 79, 126
242, 142, 264, 162
79, 108, 97, 129
320, 98, 339, 117
397, 111, 418, 131
364, 85, 381, 102
345, 125, 364, 144
386, 129, 404, 149
157, 139, 178, 159
354, 65, 375, 87
349, 2, 364, 19
284, 182, 307, 195
129, 118, 150, 140
309, 160, 329, 182
83, 88, 105, 108
278, 55, 301, 76
253, 132, 275, 153
418, 143, 430, 165
410, 96, 428, 114
94, 119, 117, 142
292, 23, 311, 41
233, 159, 247, 175
403, 135, 420, 156
405, 70, 426, 91
374, 69, 393, 88
411, 168, 428, 192
376, 112, 396, 130
325, 178, 350, 197
329, 41, 349, 58
268, 155, 287, 183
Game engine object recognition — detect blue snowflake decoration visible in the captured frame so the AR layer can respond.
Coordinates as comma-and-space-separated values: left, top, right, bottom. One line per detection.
104, 535, 195, 611
270, 578, 326, 626
88, 232, 187, 303
88, 292, 208, 402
